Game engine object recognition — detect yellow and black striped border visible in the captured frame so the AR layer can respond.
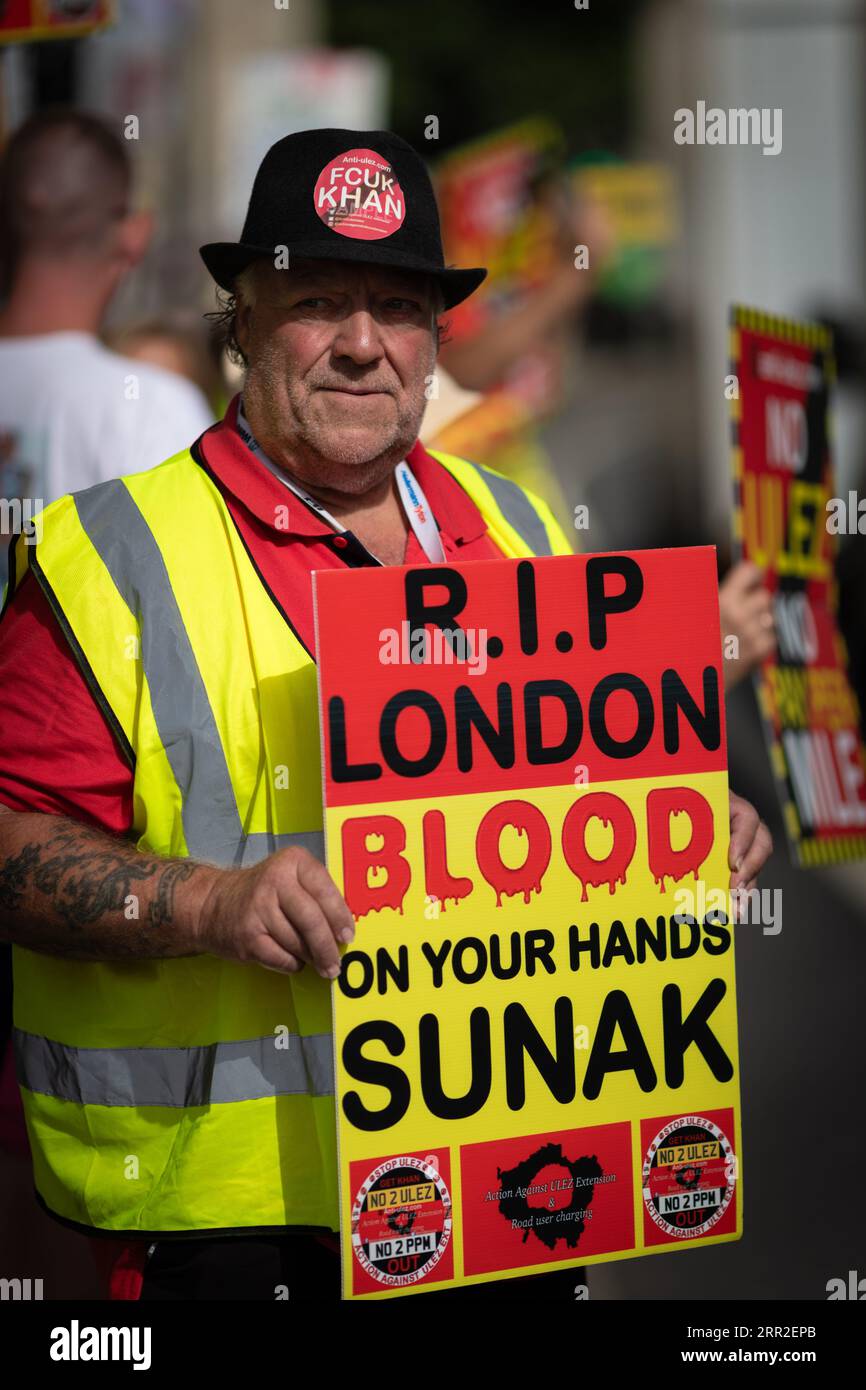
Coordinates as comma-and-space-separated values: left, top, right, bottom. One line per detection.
728, 310, 744, 561
797, 835, 866, 868
730, 304, 833, 353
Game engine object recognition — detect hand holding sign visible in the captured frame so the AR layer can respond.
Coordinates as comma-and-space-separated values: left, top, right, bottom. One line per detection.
195, 846, 355, 979
719, 561, 777, 689
728, 789, 774, 895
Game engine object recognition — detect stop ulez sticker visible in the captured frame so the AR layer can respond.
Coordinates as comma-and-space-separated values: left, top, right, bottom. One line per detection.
313, 147, 406, 240
643, 1115, 735, 1239
352, 1156, 452, 1288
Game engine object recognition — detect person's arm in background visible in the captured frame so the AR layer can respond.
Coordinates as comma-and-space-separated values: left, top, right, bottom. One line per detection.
720, 561, 777, 691
440, 265, 591, 391
440, 186, 616, 392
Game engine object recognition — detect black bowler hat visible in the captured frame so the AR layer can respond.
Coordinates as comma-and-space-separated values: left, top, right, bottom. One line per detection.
200, 127, 486, 310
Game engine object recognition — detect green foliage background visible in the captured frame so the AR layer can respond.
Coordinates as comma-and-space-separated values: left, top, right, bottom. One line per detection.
327, 0, 648, 155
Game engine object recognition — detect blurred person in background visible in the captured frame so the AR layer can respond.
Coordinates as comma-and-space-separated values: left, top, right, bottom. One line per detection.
430, 132, 617, 533
106, 316, 228, 417
0, 106, 213, 1299
0, 107, 214, 592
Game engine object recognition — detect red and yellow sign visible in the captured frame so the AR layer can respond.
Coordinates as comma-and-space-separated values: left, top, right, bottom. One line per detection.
435, 119, 566, 422
0, 0, 113, 45
314, 549, 741, 1298
570, 159, 677, 308
729, 305, 866, 865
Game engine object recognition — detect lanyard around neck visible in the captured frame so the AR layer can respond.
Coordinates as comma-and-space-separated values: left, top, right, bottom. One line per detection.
236, 401, 446, 565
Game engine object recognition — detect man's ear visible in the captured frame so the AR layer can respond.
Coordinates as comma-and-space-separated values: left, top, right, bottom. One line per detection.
234, 291, 254, 359
116, 210, 153, 268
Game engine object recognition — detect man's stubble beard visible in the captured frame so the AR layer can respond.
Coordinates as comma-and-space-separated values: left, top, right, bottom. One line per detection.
244, 337, 436, 497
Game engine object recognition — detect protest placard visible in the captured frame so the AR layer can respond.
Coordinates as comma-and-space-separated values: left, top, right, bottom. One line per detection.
570, 158, 677, 308
0, 0, 113, 44
435, 119, 567, 424
729, 306, 866, 864
315, 549, 741, 1298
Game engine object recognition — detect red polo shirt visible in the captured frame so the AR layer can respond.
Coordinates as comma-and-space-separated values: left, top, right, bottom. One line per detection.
0, 396, 503, 832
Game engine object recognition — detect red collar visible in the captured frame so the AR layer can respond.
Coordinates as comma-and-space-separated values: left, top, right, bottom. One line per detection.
196, 394, 488, 545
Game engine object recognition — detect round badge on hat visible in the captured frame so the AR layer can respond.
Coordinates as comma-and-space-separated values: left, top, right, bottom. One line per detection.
313, 147, 406, 241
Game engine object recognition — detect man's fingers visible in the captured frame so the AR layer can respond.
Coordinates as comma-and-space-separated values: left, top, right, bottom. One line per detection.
296, 853, 356, 944
729, 790, 760, 878
732, 879, 758, 923
273, 873, 343, 979
743, 603, 775, 632
729, 592, 774, 633
254, 895, 314, 966
741, 589, 774, 618
284, 893, 343, 979
735, 819, 774, 888
253, 934, 305, 975
725, 561, 766, 597
745, 625, 776, 660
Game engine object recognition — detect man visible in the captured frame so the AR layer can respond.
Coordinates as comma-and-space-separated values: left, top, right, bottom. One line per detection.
0, 108, 214, 588
0, 129, 772, 1301
0, 107, 215, 1297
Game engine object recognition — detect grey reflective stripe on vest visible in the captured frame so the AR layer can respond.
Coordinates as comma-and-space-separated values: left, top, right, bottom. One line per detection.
73, 482, 324, 869
466, 460, 552, 557
243, 830, 324, 866
13, 1027, 334, 1107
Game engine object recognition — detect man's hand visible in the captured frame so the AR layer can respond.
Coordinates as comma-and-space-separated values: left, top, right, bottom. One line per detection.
720, 561, 776, 690
194, 846, 356, 979
728, 790, 773, 894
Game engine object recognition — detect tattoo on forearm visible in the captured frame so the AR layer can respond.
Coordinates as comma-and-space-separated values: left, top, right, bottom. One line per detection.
0, 843, 41, 915
150, 859, 198, 929
30, 830, 153, 929
1, 824, 197, 932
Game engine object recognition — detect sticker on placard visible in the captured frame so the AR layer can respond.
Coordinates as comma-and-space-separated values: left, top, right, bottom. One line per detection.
642, 1115, 735, 1239
351, 1154, 452, 1288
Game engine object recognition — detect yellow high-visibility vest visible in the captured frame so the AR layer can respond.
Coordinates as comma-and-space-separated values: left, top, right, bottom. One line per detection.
7, 443, 571, 1237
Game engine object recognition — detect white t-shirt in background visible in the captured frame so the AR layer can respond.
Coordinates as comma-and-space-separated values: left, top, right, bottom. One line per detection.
0, 331, 215, 584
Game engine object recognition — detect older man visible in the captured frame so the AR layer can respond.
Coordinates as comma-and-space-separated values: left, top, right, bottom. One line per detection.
0, 129, 771, 1301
